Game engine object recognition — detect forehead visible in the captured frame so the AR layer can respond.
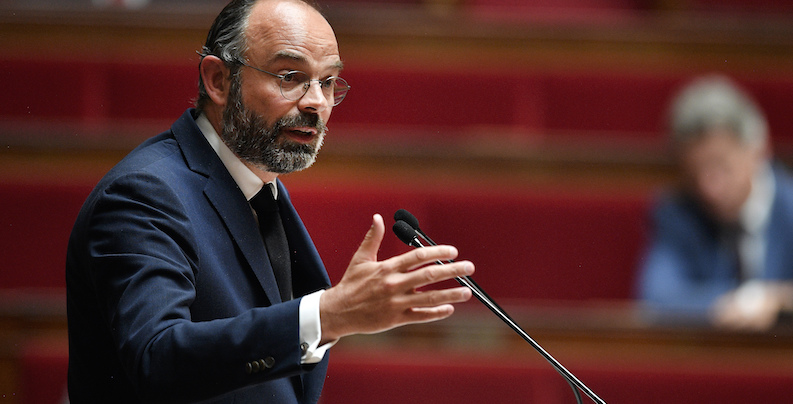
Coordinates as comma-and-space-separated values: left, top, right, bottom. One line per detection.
681, 131, 753, 166
245, 0, 341, 69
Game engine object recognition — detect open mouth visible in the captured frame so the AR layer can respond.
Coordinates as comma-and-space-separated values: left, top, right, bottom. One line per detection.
284, 127, 317, 143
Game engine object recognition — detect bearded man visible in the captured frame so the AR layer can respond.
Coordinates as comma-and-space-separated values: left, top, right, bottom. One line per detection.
65, 0, 474, 402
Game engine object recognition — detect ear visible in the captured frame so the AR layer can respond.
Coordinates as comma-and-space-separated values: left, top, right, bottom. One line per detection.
200, 55, 231, 108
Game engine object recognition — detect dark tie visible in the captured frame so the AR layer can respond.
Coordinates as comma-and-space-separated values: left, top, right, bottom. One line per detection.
250, 185, 292, 302
723, 223, 745, 284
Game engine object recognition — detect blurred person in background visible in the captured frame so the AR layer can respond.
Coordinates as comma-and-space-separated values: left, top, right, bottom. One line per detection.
637, 74, 793, 331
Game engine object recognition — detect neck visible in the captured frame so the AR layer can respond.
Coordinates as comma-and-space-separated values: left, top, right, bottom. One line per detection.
204, 105, 225, 140
245, 161, 280, 184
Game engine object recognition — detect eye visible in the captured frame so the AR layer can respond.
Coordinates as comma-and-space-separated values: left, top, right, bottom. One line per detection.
281, 71, 301, 83
320, 77, 337, 89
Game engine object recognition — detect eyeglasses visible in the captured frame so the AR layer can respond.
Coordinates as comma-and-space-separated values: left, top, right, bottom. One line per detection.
237, 61, 350, 106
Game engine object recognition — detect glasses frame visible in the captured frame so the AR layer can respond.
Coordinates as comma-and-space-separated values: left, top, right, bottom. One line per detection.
237, 60, 350, 106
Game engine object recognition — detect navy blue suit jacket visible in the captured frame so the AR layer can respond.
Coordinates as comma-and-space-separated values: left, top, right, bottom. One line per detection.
66, 109, 331, 403
637, 164, 793, 318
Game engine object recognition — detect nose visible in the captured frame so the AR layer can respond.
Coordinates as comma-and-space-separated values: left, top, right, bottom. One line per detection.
298, 80, 329, 113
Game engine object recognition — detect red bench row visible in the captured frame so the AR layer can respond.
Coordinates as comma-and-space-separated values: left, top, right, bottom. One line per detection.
293, 184, 648, 303
0, 181, 648, 303
18, 341, 793, 404
5, 58, 793, 147
323, 348, 793, 404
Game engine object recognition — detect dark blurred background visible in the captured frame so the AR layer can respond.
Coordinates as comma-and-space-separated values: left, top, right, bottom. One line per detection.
2, 0, 793, 403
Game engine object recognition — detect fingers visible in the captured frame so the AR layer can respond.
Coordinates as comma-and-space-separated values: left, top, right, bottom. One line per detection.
324, 213, 475, 339
402, 261, 474, 290
710, 287, 781, 331
401, 286, 473, 309
352, 213, 460, 271
385, 244, 460, 273
400, 286, 474, 323
405, 304, 456, 324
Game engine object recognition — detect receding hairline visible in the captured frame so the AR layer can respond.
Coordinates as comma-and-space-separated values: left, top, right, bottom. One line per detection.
244, 0, 343, 71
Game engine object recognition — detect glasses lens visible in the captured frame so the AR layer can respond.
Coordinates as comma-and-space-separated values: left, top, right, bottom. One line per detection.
332, 77, 350, 106
280, 71, 310, 100
278, 71, 349, 105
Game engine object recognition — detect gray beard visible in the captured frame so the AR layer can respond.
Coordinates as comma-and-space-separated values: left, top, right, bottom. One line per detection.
220, 74, 326, 174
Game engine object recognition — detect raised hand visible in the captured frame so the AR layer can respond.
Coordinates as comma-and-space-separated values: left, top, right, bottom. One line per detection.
319, 214, 474, 344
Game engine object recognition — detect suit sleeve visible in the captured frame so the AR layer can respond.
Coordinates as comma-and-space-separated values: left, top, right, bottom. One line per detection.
84, 171, 305, 402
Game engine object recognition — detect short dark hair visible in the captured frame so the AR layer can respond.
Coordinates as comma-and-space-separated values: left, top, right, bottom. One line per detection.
195, 0, 257, 113
194, 0, 323, 113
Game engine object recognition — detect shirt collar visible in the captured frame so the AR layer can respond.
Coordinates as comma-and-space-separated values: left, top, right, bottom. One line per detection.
195, 113, 277, 201
740, 162, 775, 235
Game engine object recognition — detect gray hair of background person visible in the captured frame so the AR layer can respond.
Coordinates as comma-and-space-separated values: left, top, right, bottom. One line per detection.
667, 74, 769, 148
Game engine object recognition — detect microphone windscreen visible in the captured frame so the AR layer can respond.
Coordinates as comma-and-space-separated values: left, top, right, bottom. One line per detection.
394, 209, 421, 231
392, 220, 418, 246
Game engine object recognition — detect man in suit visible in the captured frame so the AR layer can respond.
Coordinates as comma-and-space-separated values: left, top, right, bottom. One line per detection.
65, 0, 475, 402
637, 74, 793, 330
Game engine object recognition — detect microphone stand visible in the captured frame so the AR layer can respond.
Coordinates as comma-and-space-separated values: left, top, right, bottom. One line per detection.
394, 220, 605, 404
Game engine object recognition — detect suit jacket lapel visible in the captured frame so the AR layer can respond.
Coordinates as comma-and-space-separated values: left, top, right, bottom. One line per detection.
172, 110, 283, 305
276, 180, 331, 294
204, 175, 284, 303
172, 110, 332, 399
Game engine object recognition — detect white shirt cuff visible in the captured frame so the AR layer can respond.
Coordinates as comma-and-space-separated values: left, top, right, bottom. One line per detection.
299, 289, 337, 364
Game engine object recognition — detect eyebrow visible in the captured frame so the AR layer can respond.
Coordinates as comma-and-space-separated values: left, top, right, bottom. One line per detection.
269, 50, 344, 71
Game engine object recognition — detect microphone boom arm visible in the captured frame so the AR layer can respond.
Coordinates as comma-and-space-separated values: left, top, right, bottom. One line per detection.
393, 217, 605, 404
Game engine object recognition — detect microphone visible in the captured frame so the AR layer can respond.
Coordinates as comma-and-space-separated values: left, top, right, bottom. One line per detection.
394, 210, 501, 312
395, 209, 434, 247
394, 209, 421, 235
392, 220, 421, 248
392, 209, 605, 404
393, 219, 501, 330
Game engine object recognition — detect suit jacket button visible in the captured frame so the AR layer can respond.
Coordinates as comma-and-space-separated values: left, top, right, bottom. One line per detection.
245, 362, 253, 374
263, 356, 275, 369
250, 360, 261, 373
300, 342, 309, 355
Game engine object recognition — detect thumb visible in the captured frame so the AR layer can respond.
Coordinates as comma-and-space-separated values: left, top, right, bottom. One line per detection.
351, 214, 385, 264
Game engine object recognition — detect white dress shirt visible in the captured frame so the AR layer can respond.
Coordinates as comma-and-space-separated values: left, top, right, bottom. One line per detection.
737, 162, 775, 281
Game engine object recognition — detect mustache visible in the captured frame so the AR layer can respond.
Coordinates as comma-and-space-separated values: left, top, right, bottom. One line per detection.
274, 113, 327, 134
